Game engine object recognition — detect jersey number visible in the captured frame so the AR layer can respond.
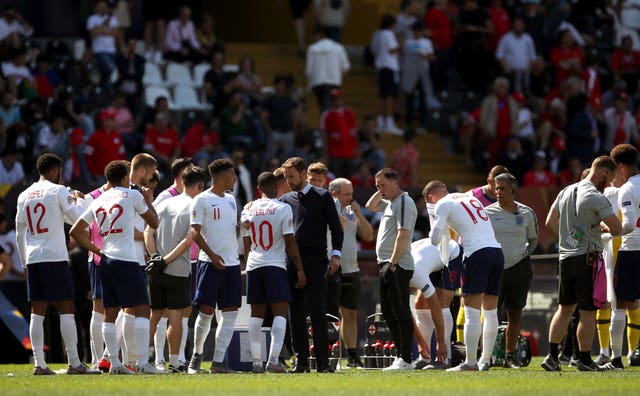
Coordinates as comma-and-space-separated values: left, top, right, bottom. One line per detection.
250, 220, 273, 251
460, 199, 488, 224
96, 204, 124, 237
26, 203, 49, 235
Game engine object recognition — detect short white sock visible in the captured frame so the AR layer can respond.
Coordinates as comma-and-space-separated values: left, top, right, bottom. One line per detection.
463, 306, 481, 365
60, 314, 81, 367
179, 317, 189, 362
193, 312, 213, 355
213, 311, 238, 363
122, 313, 135, 364
169, 353, 179, 367
415, 309, 435, 347
248, 317, 264, 363
90, 311, 104, 365
442, 308, 453, 363
610, 309, 626, 359
155, 317, 168, 365
269, 316, 287, 365
30, 314, 46, 368
102, 322, 122, 368
479, 308, 498, 365
135, 317, 150, 366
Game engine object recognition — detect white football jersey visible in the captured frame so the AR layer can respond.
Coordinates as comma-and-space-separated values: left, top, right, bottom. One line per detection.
190, 190, 239, 266
81, 186, 149, 263
241, 198, 294, 271
618, 174, 640, 251
410, 238, 461, 298
432, 193, 501, 257
16, 180, 81, 264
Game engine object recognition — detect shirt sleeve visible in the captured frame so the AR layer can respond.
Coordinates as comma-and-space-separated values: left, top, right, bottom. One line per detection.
281, 205, 294, 236
58, 187, 81, 225
239, 209, 250, 237
430, 200, 449, 245
80, 204, 96, 225
190, 197, 204, 226
619, 186, 635, 235
395, 194, 417, 231
593, 192, 614, 220
131, 190, 149, 216
525, 207, 539, 256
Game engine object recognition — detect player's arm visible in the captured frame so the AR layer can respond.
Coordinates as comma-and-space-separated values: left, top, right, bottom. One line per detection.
242, 235, 251, 260
162, 231, 193, 264
0, 250, 11, 281
429, 203, 448, 245
284, 233, 306, 289
425, 293, 447, 362
15, 215, 27, 268
70, 218, 102, 257
139, 188, 159, 229
390, 229, 411, 266
545, 207, 560, 237
190, 224, 225, 270
365, 190, 385, 212
601, 213, 622, 237
143, 225, 158, 257
325, 192, 343, 275
352, 200, 374, 241
526, 209, 539, 256
618, 191, 635, 236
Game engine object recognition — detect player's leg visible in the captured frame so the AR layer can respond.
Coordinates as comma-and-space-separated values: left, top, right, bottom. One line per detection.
575, 254, 599, 368
149, 271, 168, 369
596, 308, 612, 362
211, 265, 241, 372
340, 273, 362, 368
189, 261, 216, 373
438, 288, 455, 366
27, 262, 50, 373
89, 262, 105, 367
288, 264, 309, 371
477, 248, 504, 369
460, 293, 483, 368
247, 268, 267, 371
456, 298, 465, 343
626, 302, 640, 364
166, 308, 183, 371
503, 257, 532, 368
164, 274, 190, 372
267, 301, 289, 372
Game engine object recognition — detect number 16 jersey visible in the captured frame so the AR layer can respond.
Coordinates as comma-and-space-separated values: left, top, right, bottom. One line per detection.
241, 198, 294, 271
80, 186, 149, 263
432, 193, 501, 257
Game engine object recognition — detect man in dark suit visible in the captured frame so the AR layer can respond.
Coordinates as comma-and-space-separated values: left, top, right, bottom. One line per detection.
280, 157, 344, 373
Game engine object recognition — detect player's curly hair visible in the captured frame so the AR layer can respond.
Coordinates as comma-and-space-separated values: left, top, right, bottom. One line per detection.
104, 160, 130, 185
208, 158, 235, 179
610, 144, 637, 167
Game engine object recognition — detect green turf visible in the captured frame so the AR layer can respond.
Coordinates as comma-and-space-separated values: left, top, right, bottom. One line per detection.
1, 358, 639, 395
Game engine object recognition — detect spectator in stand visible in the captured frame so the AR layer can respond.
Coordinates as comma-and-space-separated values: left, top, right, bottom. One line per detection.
549, 29, 585, 87
401, 22, 435, 131
538, 97, 567, 151
182, 119, 226, 169
36, 115, 69, 165
582, 54, 602, 111
116, 36, 145, 111
289, 0, 312, 56
567, 96, 598, 167
1, 48, 34, 99
0, 147, 24, 186
395, 0, 420, 42
314, 0, 350, 43
86, 0, 120, 94
106, 92, 138, 155
5, 122, 33, 174
0, 6, 32, 54
320, 89, 357, 178
0, 91, 20, 127
144, 113, 181, 173
350, 160, 375, 188
522, 0, 545, 55
424, 0, 456, 93
454, 0, 494, 94
141, 96, 174, 132
496, 17, 537, 94
235, 56, 263, 108
497, 137, 529, 183
142, 0, 166, 62
204, 51, 235, 116
487, 0, 511, 52
261, 75, 298, 164
603, 92, 637, 153
460, 108, 482, 166
33, 55, 62, 100
558, 157, 583, 187
85, 110, 125, 183
164, 5, 206, 63
306, 27, 350, 112
390, 129, 419, 188
480, 77, 518, 168
610, 35, 640, 93
523, 151, 557, 187
358, 115, 385, 173
196, 14, 224, 58
512, 92, 536, 152
373, 14, 402, 135
220, 90, 252, 149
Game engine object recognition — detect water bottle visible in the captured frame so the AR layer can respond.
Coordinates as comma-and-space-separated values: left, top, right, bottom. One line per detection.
363, 341, 373, 368
383, 341, 391, 367
375, 340, 384, 368
309, 344, 316, 370
332, 341, 340, 358
389, 341, 397, 361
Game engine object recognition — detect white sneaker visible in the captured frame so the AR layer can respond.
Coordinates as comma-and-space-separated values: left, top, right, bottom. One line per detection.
155, 361, 168, 372
383, 359, 413, 371
446, 362, 479, 372
137, 362, 168, 374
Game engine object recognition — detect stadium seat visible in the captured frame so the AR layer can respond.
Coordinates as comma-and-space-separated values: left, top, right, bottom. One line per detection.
222, 64, 239, 73
142, 63, 167, 86
144, 85, 178, 109
193, 63, 211, 87
173, 84, 212, 110
166, 62, 194, 86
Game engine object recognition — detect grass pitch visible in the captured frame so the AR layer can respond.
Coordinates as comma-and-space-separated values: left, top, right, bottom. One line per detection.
1, 358, 639, 395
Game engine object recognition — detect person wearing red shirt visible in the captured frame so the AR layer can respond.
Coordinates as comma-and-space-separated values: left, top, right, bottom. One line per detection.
558, 157, 583, 187
549, 30, 585, 87
582, 55, 602, 110
390, 128, 419, 188
84, 110, 125, 182
424, 0, 457, 92
487, 0, 510, 51
480, 77, 518, 168
181, 120, 225, 168
610, 35, 640, 91
522, 151, 557, 187
320, 89, 358, 178
144, 112, 181, 173
349, 160, 375, 188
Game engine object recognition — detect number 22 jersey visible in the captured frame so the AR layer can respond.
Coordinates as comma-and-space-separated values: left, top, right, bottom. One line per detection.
432, 193, 500, 257
80, 186, 149, 263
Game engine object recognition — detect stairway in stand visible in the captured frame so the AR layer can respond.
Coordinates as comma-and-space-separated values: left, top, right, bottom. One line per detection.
225, 43, 482, 189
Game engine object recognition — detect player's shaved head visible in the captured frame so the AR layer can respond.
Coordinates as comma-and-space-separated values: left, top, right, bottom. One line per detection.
182, 166, 207, 188
131, 153, 157, 172
170, 157, 193, 179
104, 160, 131, 185
257, 172, 278, 198
422, 180, 447, 198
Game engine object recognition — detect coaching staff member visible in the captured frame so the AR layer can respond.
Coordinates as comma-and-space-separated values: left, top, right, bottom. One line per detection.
366, 168, 417, 371
280, 157, 344, 373
485, 173, 538, 368
543, 156, 622, 372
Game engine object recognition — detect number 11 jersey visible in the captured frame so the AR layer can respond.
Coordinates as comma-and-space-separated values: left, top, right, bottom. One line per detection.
432, 193, 501, 257
241, 198, 294, 271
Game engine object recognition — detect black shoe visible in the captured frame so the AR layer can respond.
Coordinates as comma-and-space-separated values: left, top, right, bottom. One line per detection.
541, 354, 562, 372
346, 357, 364, 369
503, 355, 521, 369
603, 357, 624, 371
629, 353, 640, 366
317, 365, 335, 373
289, 363, 310, 373
576, 360, 606, 372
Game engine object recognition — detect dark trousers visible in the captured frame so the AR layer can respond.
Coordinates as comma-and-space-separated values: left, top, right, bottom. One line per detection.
289, 257, 329, 369
405, 80, 427, 129
312, 84, 338, 112
380, 265, 414, 363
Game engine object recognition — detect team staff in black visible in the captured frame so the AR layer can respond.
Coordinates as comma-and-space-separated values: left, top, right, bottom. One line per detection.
280, 157, 344, 373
